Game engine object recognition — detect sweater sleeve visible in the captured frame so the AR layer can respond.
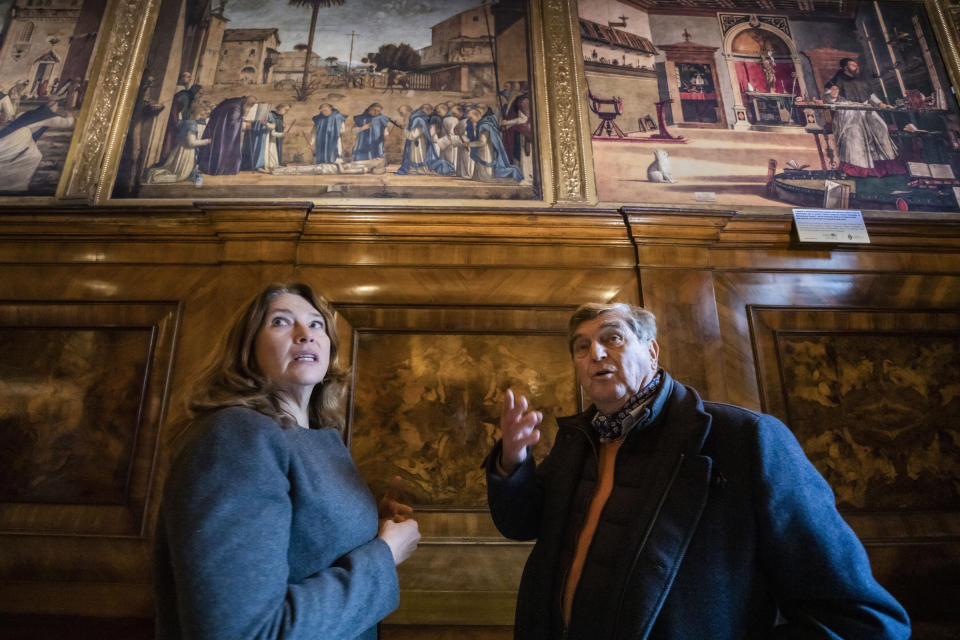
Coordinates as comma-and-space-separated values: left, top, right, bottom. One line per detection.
751, 414, 910, 640
160, 410, 399, 640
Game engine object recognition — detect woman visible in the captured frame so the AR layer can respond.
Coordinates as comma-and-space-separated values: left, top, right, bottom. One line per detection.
154, 283, 420, 639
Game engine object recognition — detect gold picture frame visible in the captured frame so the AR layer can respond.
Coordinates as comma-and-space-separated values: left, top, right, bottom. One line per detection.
47, 0, 595, 207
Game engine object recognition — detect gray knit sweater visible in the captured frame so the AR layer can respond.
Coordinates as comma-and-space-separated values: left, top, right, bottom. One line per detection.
154, 406, 399, 639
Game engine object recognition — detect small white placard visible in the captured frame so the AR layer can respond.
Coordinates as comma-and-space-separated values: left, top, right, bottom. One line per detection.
792, 209, 870, 243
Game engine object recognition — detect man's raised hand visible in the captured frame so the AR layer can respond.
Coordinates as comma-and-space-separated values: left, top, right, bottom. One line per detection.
500, 388, 543, 474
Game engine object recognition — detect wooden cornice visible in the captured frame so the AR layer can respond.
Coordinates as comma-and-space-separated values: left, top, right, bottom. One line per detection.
1, 206, 959, 271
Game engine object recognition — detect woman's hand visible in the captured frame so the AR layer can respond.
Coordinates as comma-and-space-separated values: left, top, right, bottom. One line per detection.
378, 475, 414, 522
500, 388, 543, 475
378, 518, 420, 565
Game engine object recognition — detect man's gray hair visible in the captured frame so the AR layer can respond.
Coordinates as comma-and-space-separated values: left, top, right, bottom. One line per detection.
567, 302, 657, 353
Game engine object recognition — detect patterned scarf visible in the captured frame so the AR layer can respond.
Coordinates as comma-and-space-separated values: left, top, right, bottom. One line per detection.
591, 370, 664, 440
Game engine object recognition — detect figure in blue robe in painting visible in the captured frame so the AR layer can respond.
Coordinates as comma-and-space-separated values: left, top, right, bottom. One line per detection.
397, 104, 454, 176
312, 103, 347, 164
241, 103, 270, 172
352, 103, 391, 161
465, 107, 522, 182
198, 96, 255, 176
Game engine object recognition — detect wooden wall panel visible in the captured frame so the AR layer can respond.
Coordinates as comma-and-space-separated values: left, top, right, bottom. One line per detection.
712, 272, 960, 625
0, 207, 959, 637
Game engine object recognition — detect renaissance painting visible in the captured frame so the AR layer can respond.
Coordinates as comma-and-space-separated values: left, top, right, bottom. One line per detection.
579, 0, 960, 211
111, 0, 537, 201
0, 0, 105, 196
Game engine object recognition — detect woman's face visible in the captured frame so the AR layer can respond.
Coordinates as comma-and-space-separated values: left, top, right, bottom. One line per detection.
253, 293, 331, 397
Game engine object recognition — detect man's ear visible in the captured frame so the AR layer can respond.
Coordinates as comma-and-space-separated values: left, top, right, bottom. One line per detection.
649, 339, 660, 366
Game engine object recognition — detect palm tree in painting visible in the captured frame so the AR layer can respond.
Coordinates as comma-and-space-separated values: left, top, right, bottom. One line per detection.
289, 0, 346, 98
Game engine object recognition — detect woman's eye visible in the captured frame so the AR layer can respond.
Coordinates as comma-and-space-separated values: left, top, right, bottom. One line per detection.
270, 316, 289, 326
309, 320, 325, 329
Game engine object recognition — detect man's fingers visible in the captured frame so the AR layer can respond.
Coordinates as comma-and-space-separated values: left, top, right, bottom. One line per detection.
501, 388, 515, 422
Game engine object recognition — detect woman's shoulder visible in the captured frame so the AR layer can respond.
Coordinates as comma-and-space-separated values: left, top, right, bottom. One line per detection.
187, 406, 288, 454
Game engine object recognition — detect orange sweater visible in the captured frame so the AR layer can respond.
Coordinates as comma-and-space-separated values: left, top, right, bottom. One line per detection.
562, 438, 624, 625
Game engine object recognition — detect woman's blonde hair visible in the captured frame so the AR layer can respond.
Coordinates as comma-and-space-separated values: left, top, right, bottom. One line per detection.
189, 282, 349, 431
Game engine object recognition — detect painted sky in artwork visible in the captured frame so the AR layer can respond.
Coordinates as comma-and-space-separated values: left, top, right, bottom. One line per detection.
223, 0, 487, 66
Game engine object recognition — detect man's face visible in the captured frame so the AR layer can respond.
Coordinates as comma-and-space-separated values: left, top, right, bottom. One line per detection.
369, 106, 381, 116
571, 311, 659, 415
844, 60, 859, 77
319, 104, 332, 116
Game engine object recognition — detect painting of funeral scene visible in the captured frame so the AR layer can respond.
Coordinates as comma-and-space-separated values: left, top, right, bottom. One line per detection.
580, 0, 960, 211
113, 0, 537, 200
0, 0, 104, 195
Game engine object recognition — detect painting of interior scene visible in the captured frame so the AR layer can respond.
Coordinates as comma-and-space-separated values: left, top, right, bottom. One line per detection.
112, 0, 537, 200
0, 0, 105, 196
579, 0, 960, 211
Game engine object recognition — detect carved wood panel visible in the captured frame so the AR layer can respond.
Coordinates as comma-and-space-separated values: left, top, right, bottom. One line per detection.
0, 301, 180, 537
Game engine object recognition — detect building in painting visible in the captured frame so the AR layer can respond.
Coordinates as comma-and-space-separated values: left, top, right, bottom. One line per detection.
419, 4, 527, 94
0, 0, 106, 100
215, 27, 280, 85
270, 49, 322, 86
182, 0, 228, 88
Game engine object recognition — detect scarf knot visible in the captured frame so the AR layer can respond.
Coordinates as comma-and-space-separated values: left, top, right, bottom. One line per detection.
591, 371, 664, 440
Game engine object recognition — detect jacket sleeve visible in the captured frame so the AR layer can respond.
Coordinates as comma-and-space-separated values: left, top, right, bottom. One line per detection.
751, 414, 910, 639
160, 412, 399, 640
484, 439, 546, 541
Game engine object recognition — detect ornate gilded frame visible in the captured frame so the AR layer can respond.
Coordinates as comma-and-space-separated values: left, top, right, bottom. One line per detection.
45, 0, 596, 208
3, 0, 958, 210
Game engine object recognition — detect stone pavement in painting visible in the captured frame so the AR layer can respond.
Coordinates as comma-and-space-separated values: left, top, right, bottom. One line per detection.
592, 127, 824, 208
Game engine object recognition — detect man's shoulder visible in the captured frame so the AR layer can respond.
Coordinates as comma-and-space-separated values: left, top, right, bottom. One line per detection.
701, 399, 766, 424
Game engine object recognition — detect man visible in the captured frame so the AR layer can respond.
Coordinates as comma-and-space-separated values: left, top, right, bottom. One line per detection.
486, 302, 910, 640
311, 102, 346, 164
198, 95, 255, 176
396, 104, 453, 176
352, 102, 391, 162
823, 58, 904, 178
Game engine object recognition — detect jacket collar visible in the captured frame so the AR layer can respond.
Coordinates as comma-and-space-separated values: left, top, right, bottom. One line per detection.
559, 371, 712, 455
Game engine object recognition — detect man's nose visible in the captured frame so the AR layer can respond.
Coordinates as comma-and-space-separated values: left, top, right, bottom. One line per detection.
590, 341, 606, 360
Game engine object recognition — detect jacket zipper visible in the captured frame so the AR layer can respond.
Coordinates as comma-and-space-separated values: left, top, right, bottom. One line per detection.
611, 452, 686, 639
558, 425, 599, 639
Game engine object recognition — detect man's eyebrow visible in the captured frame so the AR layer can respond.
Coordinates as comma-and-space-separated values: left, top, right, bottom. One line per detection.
573, 320, 627, 340
600, 321, 625, 329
